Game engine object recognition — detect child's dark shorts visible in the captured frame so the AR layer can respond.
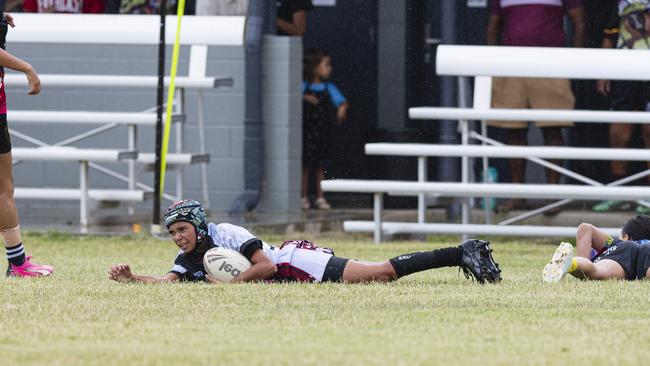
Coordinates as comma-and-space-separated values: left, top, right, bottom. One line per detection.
595, 241, 637, 280
634, 245, 650, 280
0, 114, 10, 154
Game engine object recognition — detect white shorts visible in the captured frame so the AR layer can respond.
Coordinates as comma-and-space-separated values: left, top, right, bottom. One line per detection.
274, 244, 334, 282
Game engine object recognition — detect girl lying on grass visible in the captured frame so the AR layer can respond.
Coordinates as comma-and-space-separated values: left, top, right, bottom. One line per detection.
108, 199, 501, 284
542, 215, 650, 282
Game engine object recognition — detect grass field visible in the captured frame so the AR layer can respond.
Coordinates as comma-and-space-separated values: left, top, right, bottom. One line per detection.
1, 231, 649, 366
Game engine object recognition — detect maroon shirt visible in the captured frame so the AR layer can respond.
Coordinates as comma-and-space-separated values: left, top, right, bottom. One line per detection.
489, 0, 583, 47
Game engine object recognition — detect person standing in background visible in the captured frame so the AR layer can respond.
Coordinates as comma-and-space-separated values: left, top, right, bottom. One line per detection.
592, 0, 650, 214
276, 0, 312, 36
486, 0, 585, 214
195, 0, 247, 15
301, 48, 348, 210
23, 0, 104, 13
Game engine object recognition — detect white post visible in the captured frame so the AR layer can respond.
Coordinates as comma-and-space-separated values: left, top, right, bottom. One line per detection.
417, 156, 427, 223
473, 76, 493, 226
373, 193, 383, 243
197, 90, 210, 208
176, 88, 184, 201
127, 124, 136, 215
460, 119, 469, 235
79, 161, 89, 233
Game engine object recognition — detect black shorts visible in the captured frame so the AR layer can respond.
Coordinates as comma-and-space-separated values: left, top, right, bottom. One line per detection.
634, 245, 650, 280
321, 256, 349, 283
609, 81, 650, 112
0, 114, 10, 154
595, 241, 640, 280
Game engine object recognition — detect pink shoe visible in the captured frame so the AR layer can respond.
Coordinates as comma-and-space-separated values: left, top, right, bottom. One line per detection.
6, 256, 54, 277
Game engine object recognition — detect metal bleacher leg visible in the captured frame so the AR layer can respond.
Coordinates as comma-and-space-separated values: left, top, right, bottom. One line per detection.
417, 156, 427, 224
80, 161, 89, 233
374, 193, 383, 243
128, 124, 136, 215
460, 119, 469, 242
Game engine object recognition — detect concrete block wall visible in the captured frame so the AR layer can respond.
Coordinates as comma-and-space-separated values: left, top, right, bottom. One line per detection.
7, 36, 301, 216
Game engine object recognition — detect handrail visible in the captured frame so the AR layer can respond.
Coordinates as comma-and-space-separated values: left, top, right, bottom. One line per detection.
409, 107, 650, 124
364, 143, 650, 161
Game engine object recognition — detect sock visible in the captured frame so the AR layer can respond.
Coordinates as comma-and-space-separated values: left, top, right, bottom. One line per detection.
389, 247, 463, 279
567, 258, 578, 274
6, 242, 26, 267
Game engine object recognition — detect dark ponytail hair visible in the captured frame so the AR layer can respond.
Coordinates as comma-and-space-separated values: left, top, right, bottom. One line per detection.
621, 215, 650, 241
303, 48, 330, 82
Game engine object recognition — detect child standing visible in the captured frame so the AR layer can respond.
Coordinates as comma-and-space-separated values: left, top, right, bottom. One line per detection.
301, 48, 349, 210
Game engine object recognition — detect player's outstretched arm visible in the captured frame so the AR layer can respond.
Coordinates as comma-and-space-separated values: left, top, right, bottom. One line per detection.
108, 264, 179, 284
229, 249, 277, 283
0, 48, 41, 95
575, 223, 610, 258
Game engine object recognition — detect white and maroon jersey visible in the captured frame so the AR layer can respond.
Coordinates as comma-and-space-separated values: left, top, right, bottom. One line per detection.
169, 222, 332, 282
169, 222, 293, 282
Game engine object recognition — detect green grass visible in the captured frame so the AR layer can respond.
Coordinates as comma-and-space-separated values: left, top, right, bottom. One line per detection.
2, 232, 650, 365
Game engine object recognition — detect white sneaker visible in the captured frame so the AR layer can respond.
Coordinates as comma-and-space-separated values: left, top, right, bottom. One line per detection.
542, 242, 574, 283
314, 197, 331, 210
301, 197, 310, 210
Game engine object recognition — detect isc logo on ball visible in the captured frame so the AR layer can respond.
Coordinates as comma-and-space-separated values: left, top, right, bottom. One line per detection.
207, 255, 242, 277
218, 261, 242, 277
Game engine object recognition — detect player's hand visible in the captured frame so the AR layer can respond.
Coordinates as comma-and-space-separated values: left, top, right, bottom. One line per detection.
25, 68, 41, 95
206, 274, 223, 284
303, 94, 319, 105
5, 14, 15, 28
108, 264, 133, 283
596, 80, 610, 96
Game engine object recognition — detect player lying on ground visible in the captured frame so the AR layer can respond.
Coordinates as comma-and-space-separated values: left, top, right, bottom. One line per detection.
542, 215, 650, 282
108, 199, 501, 284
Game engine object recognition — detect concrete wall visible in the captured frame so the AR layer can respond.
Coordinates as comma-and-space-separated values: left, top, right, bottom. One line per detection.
8, 36, 302, 216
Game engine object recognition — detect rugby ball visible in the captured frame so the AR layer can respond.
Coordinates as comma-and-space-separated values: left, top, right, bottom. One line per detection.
203, 247, 252, 282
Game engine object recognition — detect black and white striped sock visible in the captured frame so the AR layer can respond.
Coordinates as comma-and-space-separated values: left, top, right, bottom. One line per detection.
6, 243, 26, 267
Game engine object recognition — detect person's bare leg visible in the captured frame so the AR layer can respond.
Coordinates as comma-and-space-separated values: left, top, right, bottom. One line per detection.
498, 129, 527, 212
643, 124, 650, 185
575, 223, 610, 258
571, 258, 626, 280
610, 123, 634, 179
341, 260, 397, 283
315, 165, 326, 199
0, 152, 53, 276
541, 127, 564, 184
506, 129, 527, 184
301, 166, 310, 199
0, 152, 19, 230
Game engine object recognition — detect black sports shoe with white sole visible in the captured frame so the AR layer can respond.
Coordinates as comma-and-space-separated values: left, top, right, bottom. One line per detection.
460, 239, 502, 284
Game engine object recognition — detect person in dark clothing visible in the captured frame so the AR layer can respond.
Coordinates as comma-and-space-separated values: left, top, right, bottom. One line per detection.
276, 0, 313, 36
301, 48, 348, 210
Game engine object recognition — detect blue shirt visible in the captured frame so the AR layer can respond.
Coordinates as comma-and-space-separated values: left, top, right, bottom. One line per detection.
302, 81, 347, 108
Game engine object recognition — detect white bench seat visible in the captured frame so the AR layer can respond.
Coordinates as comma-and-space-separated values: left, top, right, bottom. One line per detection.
365, 143, 650, 161
409, 107, 650, 125
9, 111, 184, 125
5, 74, 233, 89
12, 147, 137, 162
343, 221, 621, 238
322, 180, 650, 201
14, 188, 148, 202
